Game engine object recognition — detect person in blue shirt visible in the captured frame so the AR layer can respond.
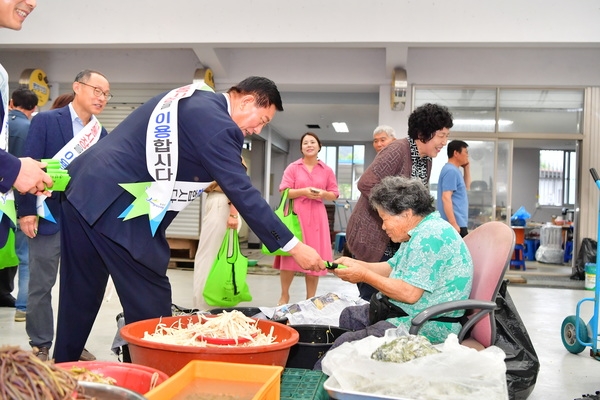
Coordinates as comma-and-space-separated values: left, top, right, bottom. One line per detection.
3, 88, 38, 319
437, 140, 471, 237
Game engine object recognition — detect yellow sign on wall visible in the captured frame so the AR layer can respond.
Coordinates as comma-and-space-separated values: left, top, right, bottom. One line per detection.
19, 68, 50, 107
193, 68, 215, 90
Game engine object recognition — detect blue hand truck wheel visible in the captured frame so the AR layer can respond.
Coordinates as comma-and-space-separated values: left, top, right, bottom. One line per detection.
561, 315, 590, 354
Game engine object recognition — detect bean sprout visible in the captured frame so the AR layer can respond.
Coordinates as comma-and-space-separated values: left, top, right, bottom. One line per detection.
142, 310, 276, 347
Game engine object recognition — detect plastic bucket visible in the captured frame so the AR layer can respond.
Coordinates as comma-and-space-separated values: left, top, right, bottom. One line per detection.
120, 315, 299, 376
286, 325, 350, 369
585, 263, 596, 290
56, 361, 169, 395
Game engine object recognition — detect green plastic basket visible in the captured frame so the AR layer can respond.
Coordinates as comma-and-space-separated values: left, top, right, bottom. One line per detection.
280, 368, 329, 400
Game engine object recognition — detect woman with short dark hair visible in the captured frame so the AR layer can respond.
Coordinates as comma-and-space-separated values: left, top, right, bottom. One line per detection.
346, 103, 454, 301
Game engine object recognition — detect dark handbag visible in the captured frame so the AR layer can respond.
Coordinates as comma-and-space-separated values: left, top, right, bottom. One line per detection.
494, 280, 540, 400
369, 292, 465, 325
203, 229, 252, 307
369, 292, 408, 324
261, 188, 303, 256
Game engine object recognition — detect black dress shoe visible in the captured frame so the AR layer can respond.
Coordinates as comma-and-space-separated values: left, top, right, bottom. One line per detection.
0, 295, 16, 307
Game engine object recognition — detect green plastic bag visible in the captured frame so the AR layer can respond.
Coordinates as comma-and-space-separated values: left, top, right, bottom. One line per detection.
261, 188, 304, 256
0, 229, 19, 269
203, 229, 252, 307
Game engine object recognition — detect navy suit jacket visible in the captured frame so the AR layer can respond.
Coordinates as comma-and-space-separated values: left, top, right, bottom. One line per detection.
8, 109, 31, 158
0, 98, 21, 193
17, 105, 108, 235
65, 89, 294, 268
0, 93, 22, 246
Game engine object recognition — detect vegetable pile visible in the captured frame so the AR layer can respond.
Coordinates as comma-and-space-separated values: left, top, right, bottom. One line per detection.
68, 366, 117, 385
0, 345, 79, 400
143, 310, 277, 347
370, 335, 440, 363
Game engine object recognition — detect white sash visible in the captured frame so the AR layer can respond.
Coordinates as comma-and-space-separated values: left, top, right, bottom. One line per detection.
0, 64, 16, 225
36, 117, 103, 222
119, 81, 215, 235
0, 63, 8, 154
0, 108, 7, 153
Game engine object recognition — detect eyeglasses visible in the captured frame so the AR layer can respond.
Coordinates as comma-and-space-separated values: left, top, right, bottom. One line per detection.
78, 81, 113, 101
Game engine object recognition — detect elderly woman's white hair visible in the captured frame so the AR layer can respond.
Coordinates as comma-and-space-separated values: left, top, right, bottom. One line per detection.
373, 125, 396, 139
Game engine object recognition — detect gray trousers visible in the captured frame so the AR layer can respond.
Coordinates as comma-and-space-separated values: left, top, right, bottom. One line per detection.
313, 304, 395, 370
26, 232, 60, 349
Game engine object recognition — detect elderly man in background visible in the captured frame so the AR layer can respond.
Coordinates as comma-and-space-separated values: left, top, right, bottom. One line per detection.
372, 125, 396, 153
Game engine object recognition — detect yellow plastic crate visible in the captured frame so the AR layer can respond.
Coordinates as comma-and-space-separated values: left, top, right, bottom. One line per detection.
145, 360, 283, 400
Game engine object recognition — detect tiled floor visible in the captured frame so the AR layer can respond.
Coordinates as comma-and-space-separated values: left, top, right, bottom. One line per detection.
1, 264, 600, 399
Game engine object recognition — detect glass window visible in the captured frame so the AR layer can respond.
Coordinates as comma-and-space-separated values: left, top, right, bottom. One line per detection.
321, 144, 364, 200
414, 87, 585, 134
538, 150, 576, 206
431, 139, 510, 228
499, 89, 584, 133
414, 88, 497, 132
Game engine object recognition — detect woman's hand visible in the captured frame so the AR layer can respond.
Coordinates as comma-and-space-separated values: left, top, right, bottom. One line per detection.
306, 187, 322, 200
226, 214, 239, 229
227, 203, 240, 229
331, 257, 367, 283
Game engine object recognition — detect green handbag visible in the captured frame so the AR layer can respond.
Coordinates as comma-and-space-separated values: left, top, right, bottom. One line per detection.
261, 188, 304, 256
0, 229, 19, 269
203, 228, 252, 307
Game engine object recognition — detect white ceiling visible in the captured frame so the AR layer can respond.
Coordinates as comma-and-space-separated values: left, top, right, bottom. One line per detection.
3, 1, 599, 150
271, 91, 380, 143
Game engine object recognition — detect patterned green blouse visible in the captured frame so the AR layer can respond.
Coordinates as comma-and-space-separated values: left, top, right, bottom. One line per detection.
386, 211, 473, 343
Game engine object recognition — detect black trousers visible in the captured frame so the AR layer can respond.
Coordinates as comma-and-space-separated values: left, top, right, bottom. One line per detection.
0, 266, 17, 305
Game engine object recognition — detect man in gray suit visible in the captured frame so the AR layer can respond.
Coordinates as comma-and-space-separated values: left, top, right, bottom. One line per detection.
18, 69, 110, 361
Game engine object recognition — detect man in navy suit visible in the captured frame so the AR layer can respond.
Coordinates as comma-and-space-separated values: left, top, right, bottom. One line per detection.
0, 0, 53, 286
18, 69, 110, 362
53, 76, 325, 362
0, 0, 50, 200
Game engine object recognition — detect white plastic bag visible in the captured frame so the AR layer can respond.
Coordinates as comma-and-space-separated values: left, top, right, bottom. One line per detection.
259, 292, 367, 325
322, 329, 508, 400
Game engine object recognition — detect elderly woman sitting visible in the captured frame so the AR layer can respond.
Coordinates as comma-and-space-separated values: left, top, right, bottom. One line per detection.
315, 176, 473, 369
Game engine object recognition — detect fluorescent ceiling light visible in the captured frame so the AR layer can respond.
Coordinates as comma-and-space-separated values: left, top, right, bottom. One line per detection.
332, 122, 349, 133
454, 119, 513, 126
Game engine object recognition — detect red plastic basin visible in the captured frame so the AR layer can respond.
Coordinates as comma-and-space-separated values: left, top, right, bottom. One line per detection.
120, 315, 299, 376
56, 360, 169, 395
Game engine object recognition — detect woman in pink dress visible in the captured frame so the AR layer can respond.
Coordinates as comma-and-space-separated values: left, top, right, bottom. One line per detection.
273, 132, 339, 305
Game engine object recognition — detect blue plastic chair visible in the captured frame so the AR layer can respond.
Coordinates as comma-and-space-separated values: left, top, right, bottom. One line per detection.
511, 244, 526, 270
